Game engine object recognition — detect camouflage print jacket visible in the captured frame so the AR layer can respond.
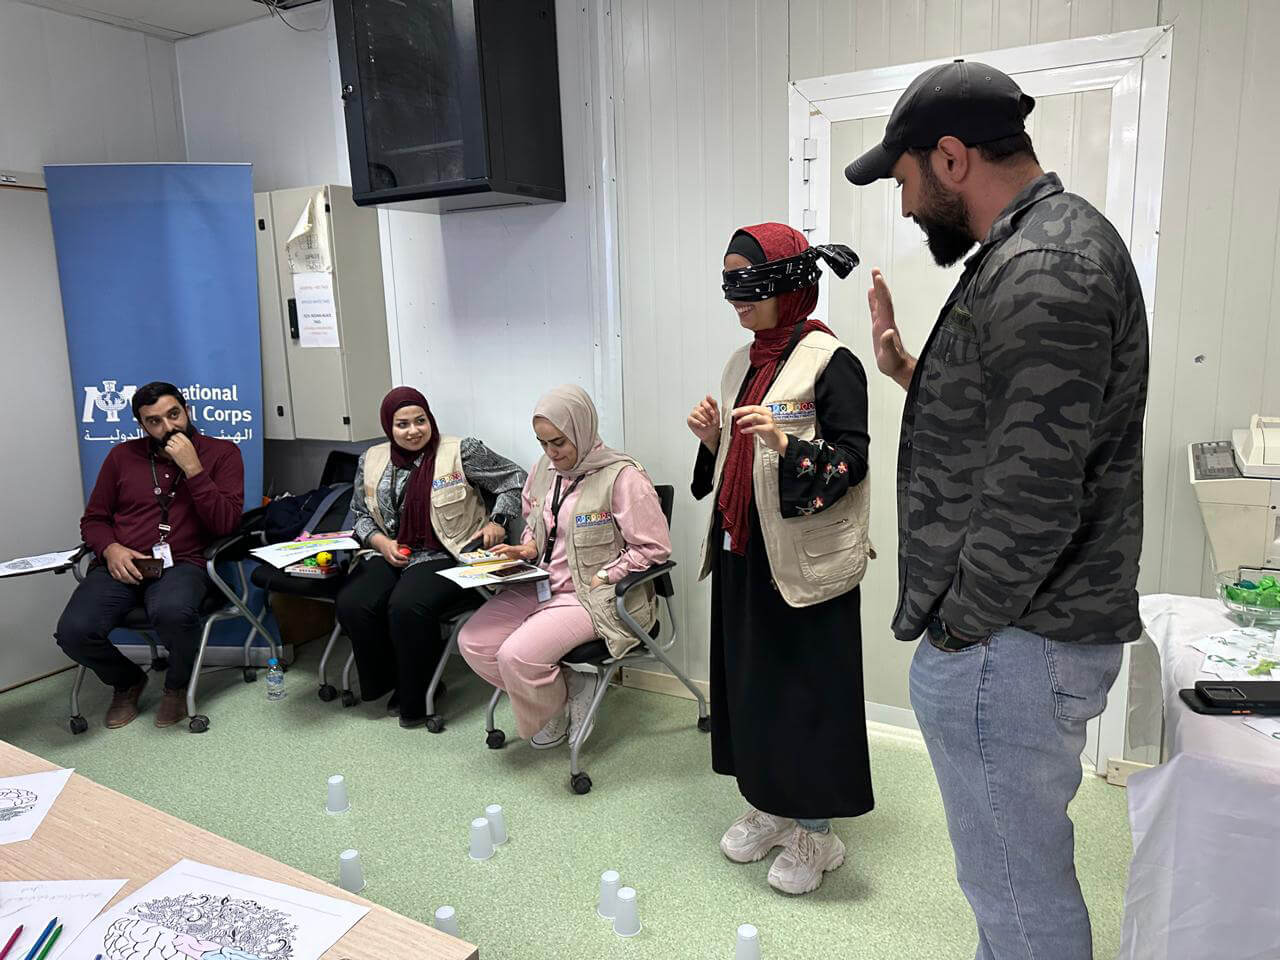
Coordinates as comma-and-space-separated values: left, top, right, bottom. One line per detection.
894, 173, 1148, 645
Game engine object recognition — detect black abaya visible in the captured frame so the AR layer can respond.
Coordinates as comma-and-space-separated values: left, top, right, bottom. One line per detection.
694, 346, 874, 819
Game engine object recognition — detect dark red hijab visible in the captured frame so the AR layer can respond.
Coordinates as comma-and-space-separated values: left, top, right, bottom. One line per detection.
379, 386, 442, 551
717, 223, 834, 555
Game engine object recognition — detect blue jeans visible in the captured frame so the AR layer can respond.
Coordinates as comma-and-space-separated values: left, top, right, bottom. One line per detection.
909, 626, 1123, 960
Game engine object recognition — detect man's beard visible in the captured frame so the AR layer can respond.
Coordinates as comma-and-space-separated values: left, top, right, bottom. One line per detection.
149, 424, 194, 454
914, 159, 976, 268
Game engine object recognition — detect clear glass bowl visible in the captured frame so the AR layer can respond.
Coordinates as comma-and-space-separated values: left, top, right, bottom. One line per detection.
1215, 571, 1280, 626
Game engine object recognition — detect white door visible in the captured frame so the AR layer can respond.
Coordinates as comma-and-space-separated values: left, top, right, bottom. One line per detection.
792, 27, 1173, 772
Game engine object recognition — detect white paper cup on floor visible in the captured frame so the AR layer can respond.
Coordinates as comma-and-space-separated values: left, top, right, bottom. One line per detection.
612, 886, 640, 937
469, 817, 495, 860
485, 804, 508, 844
434, 906, 459, 937
338, 849, 365, 893
735, 923, 761, 960
326, 774, 350, 814
596, 869, 620, 919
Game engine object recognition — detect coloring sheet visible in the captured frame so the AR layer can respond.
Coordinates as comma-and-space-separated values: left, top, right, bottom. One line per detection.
0, 879, 127, 960
67, 860, 368, 960
0, 769, 73, 845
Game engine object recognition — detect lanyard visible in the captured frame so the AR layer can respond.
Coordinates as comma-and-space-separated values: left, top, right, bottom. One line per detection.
542, 474, 583, 565
149, 455, 183, 543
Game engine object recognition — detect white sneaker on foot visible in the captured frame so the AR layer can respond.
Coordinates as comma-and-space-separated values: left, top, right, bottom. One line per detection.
767, 826, 845, 895
530, 711, 568, 749
565, 669, 599, 744
719, 808, 796, 864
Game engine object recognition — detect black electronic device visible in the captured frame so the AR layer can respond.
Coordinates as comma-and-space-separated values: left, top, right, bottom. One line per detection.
1190, 440, 1243, 481
334, 0, 566, 213
1180, 680, 1280, 715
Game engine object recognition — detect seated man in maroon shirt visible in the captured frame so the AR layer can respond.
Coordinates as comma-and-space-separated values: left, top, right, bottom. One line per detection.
55, 381, 244, 729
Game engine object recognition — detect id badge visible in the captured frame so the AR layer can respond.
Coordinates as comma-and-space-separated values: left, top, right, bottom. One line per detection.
535, 579, 552, 603
152, 542, 174, 569
723, 531, 731, 552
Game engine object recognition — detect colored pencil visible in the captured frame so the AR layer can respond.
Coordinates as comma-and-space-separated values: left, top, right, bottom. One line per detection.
20, 918, 56, 960
0, 926, 22, 960
29, 926, 59, 960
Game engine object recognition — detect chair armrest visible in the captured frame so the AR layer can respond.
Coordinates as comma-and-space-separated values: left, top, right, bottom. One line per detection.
204, 506, 270, 564
64, 543, 92, 582
614, 560, 676, 598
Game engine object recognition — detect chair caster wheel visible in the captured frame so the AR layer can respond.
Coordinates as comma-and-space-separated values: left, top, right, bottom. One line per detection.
243, 668, 257, 683
340, 691, 357, 708
69, 715, 88, 735
571, 772, 592, 795
425, 715, 444, 734
189, 715, 210, 734
318, 684, 338, 702
486, 729, 506, 750
697, 715, 711, 732
151, 657, 168, 672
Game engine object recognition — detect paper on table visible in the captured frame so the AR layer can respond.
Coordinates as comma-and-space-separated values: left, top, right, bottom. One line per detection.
292, 272, 340, 349
0, 550, 79, 579
1242, 716, 1280, 743
1197, 632, 1280, 680
285, 188, 332, 274
250, 536, 360, 570
66, 859, 368, 960
0, 769, 73, 845
0, 879, 127, 960
1189, 626, 1277, 657
435, 562, 549, 589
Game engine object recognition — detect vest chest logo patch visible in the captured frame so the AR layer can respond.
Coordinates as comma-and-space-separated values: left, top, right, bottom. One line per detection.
768, 400, 815, 423
575, 511, 613, 528
432, 471, 465, 490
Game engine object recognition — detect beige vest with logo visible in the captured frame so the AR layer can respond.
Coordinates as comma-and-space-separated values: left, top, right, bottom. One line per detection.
361, 437, 488, 557
697, 330, 871, 607
528, 455, 658, 658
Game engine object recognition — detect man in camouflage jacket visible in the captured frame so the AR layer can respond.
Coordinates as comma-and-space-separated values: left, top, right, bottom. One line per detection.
846, 62, 1147, 960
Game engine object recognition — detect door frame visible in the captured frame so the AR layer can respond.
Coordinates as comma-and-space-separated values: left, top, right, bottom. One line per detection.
788, 26, 1174, 774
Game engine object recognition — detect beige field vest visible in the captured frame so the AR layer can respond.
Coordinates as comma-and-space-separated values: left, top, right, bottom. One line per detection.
528, 455, 658, 658
697, 330, 871, 607
361, 437, 488, 557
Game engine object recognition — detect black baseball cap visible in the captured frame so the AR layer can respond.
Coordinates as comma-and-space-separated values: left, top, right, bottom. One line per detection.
844, 60, 1035, 185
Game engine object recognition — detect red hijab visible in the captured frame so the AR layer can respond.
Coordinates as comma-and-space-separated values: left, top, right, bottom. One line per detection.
379, 386, 442, 552
717, 223, 834, 555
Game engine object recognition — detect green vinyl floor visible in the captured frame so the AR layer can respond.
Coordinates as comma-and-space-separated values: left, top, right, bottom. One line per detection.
0, 639, 1133, 960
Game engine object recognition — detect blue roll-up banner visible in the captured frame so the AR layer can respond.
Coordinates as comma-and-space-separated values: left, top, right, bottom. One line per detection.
44, 163, 275, 655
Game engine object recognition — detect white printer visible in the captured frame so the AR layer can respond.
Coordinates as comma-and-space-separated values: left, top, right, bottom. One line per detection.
1189, 415, 1280, 577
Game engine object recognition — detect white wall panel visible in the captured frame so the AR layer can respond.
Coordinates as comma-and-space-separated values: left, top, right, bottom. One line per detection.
0, 0, 184, 171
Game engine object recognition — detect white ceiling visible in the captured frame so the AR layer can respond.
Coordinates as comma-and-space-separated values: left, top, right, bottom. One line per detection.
15, 0, 289, 41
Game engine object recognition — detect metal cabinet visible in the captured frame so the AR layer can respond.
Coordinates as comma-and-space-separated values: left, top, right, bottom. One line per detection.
254, 184, 391, 442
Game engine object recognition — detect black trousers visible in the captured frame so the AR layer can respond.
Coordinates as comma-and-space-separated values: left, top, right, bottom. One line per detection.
335, 556, 475, 720
55, 563, 210, 691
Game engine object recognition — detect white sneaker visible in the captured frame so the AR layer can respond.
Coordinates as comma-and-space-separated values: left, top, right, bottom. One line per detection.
565, 669, 599, 744
767, 826, 846, 895
719, 808, 796, 864
530, 711, 568, 749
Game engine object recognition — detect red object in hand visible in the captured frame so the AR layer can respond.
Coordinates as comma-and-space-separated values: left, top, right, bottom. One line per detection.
397, 546, 412, 557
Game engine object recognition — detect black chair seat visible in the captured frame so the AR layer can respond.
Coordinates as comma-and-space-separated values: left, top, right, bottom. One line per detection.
118, 590, 228, 632
251, 564, 346, 599
562, 639, 612, 664
561, 621, 660, 665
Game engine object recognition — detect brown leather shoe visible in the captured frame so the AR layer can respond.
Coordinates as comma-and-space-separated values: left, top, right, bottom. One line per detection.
105, 676, 146, 729
155, 688, 188, 728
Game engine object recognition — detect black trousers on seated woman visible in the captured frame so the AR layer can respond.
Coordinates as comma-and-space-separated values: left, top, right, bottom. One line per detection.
335, 556, 475, 720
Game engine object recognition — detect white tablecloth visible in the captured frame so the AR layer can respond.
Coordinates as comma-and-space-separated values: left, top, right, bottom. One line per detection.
1117, 594, 1280, 960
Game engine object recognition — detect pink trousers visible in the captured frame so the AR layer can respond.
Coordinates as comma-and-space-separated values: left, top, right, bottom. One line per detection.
458, 585, 597, 739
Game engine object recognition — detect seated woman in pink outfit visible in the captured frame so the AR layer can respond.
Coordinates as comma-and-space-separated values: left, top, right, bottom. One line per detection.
458, 385, 671, 749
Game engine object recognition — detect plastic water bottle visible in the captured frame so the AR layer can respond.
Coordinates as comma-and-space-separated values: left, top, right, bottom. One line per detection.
266, 658, 286, 701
